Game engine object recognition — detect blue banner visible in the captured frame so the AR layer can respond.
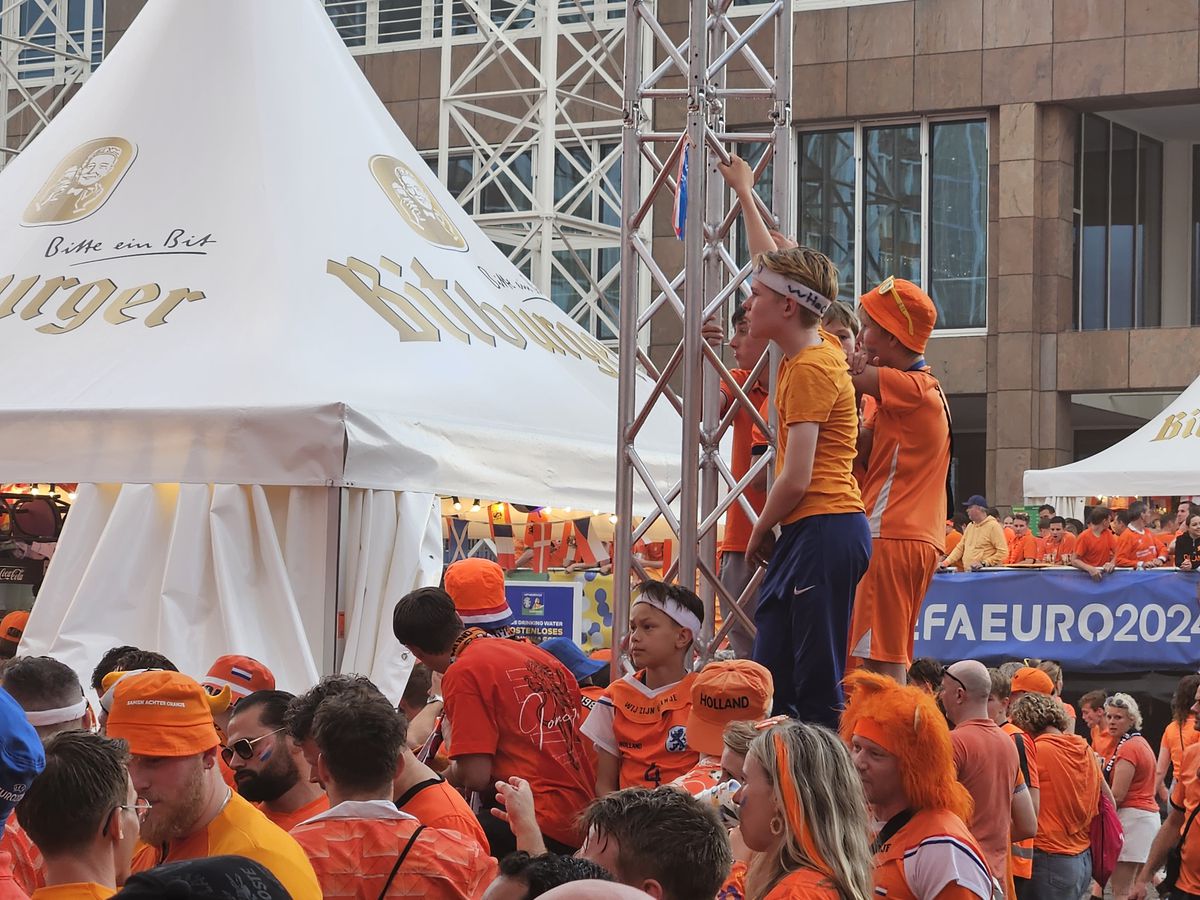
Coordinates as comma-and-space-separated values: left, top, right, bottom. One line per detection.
915, 570, 1200, 671
504, 580, 582, 643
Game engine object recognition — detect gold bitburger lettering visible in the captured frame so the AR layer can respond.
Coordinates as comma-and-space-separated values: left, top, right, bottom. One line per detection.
0, 272, 203, 335
327, 254, 619, 378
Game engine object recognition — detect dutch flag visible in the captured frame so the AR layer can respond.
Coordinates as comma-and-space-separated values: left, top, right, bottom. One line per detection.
673, 143, 689, 240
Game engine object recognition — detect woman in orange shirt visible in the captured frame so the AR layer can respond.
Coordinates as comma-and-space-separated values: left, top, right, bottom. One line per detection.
1010, 693, 1113, 900
1103, 692, 1159, 900
733, 720, 874, 900
1154, 673, 1200, 801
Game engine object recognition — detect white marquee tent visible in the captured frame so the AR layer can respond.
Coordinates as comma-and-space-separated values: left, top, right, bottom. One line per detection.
1024, 379, 1200, 499
0, 0, 679, 699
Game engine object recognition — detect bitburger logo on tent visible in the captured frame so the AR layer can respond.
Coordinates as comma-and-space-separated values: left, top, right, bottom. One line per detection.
370, 155, 469, 252
22, 137, 137, 226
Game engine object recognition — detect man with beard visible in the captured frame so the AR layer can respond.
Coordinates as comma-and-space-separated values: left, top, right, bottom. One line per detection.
224, 691, 328, 832
104, 670, 320, 899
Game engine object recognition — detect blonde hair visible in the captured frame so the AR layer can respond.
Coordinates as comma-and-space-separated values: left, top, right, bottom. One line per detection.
1009, 693, 1068, 735
755, 248, 839, 328
1105, 692, 1143, 730
744, 722, 873, 900
723, 720, 759, 757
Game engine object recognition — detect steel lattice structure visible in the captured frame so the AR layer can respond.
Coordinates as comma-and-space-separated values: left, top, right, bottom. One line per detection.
614, 0, 792, 658
437, 0, 633, 339
0, 0, 101, 170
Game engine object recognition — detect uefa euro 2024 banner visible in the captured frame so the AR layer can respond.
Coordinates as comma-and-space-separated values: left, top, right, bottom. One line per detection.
915, 570, 1200, 671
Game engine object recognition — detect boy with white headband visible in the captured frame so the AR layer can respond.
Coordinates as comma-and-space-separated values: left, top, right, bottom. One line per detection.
0, 656, 95, 742
582, 581, 704, 796
718, 154, 870, 730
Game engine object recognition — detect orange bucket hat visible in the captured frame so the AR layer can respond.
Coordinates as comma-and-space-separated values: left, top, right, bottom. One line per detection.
443, 557, 513, 629
859, 276, 937, 355
105, 671, 224, 757
686, 660, 774, 756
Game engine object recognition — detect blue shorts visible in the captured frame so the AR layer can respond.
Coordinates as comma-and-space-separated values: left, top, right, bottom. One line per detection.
752, 512, 871, 728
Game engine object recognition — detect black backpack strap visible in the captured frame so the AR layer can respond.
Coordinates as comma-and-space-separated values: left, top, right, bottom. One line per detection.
872, 809, 915, 855
1012, 732, 1031, 789
377, 824, 426, 900
1181, 804, 1200, 846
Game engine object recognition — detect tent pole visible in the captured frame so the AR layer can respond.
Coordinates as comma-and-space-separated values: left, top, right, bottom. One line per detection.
325, 485, 347, 675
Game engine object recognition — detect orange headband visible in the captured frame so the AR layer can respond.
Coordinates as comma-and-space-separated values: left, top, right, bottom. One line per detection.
852, 716, 899, 756
772, 731, 834, 880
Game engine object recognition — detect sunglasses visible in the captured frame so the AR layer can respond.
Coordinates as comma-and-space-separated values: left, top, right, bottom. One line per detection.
220, 727, 285, 765
942, 669, 968, 694
875, 276, 915, 336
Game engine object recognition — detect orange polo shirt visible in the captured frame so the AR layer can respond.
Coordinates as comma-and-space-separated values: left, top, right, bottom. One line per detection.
776, 330, 863, 524
1040, 532, 1075, 564
394, 777, 488, 851
260, 794, 330, 834
1075, 529, 1116, 567
1005, 533, 1040, 565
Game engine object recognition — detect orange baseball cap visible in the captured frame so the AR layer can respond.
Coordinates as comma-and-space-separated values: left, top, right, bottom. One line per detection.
443, 557, 513, 629
686, 659, 774, 756
105, 671, 223, 757
1010, 667, 1054, 696
201, 655, 275, 702
859, 277, 937, 355
0, 610, 30, 657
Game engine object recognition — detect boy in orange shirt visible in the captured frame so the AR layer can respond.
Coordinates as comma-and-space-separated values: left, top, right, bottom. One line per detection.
720, 155, 870, 729
1039, 516, 1076, 564
846, 277, 952, 682
1005, 514, 1040, 565
581, 582, 703, 795
392, 586, 594, 855
1072, 506, 1117, 580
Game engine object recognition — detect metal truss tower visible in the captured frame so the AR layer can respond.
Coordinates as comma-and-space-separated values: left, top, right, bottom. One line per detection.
437, 0, 632, 339
614, 0, 792, 657
0, 0, 101, 170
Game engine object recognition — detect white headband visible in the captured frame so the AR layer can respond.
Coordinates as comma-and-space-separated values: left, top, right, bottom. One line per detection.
753, 264, 832, 317
24, 696, 88, 727
634, 594, 702, 640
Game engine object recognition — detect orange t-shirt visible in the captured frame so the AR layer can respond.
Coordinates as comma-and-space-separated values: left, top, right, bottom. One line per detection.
291, 803, 496, 900
1005, 533, 1040, 565
859, 366, 950, 549
580, 671, 699, 789
719, 370, 769, 553
1033, 733, 1102, 855
1040, 532, 1076, 563
394, 777, 488, 851
1116, 528, 1163, 567
1162, 718, 1200, 780
775, 331, 863, 524
873, 807, 993, 899
1170, 741, 1200, 895
951, 719, 1023, 886
1074, 529, 1116, 567
441, 635, 594, 847
1111, 734, 1158, 812
30, 885, 114, 900
261, 794, 330, 834
1, 822, 41, 895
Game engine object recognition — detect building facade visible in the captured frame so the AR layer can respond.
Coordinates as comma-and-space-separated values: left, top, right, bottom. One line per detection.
7, 0, 1200, 505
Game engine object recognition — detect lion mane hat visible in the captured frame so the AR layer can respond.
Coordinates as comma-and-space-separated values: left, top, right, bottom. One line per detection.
840, 670, 972, 822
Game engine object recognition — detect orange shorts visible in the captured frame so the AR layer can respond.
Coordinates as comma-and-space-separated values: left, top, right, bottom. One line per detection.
848, 538, 940, 666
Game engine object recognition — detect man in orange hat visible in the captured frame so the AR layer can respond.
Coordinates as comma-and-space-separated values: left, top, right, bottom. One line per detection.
847, 277, 952, 683
201, 655, 275, 791
104, 671, 320, 899
672, 659, 773, 795
0, 611, 29, 660
842, 670, 995, 899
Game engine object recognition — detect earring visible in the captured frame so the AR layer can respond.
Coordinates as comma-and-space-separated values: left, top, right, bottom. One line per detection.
770, 815, 785, 837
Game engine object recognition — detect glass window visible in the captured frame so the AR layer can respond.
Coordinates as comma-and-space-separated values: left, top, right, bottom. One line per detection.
491, 0, 534, 28
1192, 147, 1200, 326
432, 0, 477, 37
480, 150, 533, 213
17, 0, 102, 80
379, 0, 423, 43
928, 121, 988, 329
324, 0, 367, 46
732, 140, 774, 269
798, 129, 855, 300
862, 124, 921, 288
1074, 113, 1163, 330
